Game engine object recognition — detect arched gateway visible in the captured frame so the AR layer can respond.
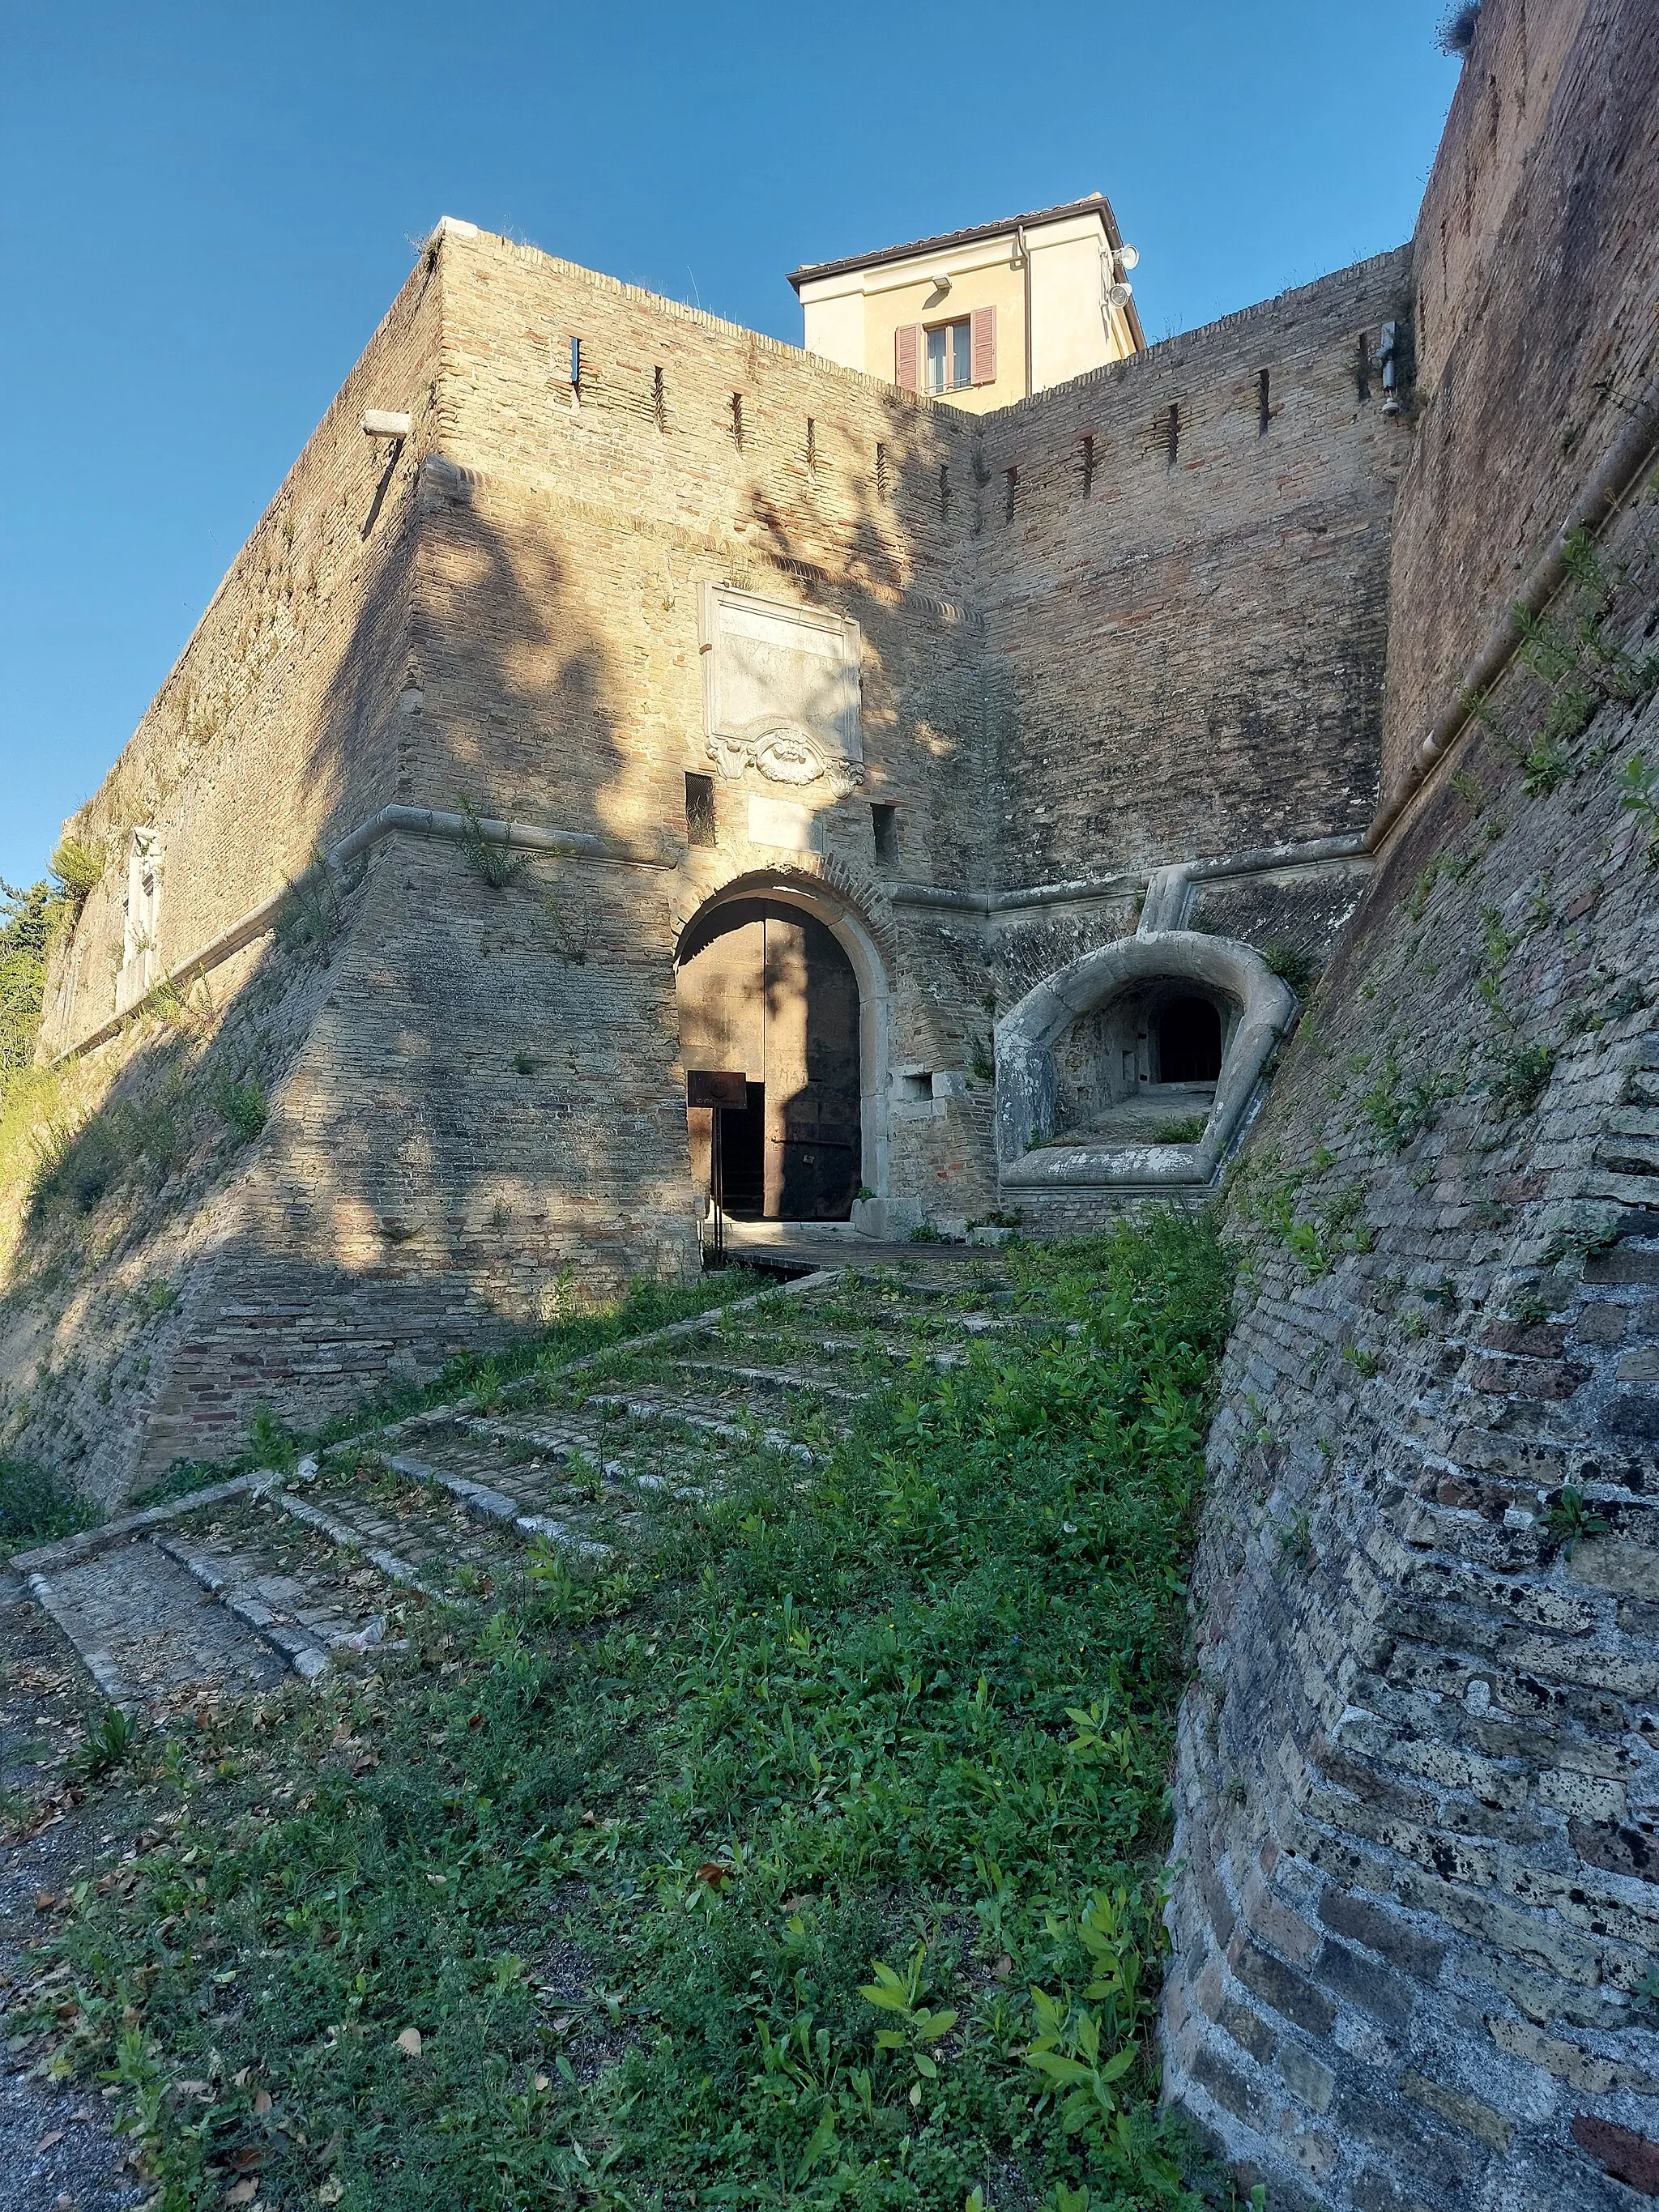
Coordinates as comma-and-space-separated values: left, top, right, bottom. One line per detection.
675, 878, 890, 1222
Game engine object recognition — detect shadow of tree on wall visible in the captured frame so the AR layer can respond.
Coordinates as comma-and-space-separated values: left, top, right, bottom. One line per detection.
7, 286, 1013, 1490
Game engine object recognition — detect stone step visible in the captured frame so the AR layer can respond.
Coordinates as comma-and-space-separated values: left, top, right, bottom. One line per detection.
581, 1390, 821, 1462
299, 1464, 537, 1591
28, 1538, 292, 1708
656, 1354, 873, 1402
454, 1413, 711, 1502
383, 1451, 613, 1556
11, 1257, 1058, 1712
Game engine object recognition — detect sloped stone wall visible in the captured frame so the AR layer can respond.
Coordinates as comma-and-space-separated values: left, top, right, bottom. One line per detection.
1163, 315, 1659, 2212
1382, 0, 1659, 784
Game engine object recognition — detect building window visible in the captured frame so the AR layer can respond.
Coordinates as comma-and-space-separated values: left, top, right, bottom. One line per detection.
896, 307, 996, 395
685, 773, 717, 849
871, 803, 898, 864
927, 319, 973, 394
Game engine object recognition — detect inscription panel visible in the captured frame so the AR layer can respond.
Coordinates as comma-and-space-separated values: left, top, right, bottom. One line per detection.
698, 583, 863, 787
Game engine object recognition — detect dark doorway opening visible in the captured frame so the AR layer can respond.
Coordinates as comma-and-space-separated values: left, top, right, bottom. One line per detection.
1156, 996, 1223, 1083
677, 901, 862, 1221
719, 1081, 766, 1217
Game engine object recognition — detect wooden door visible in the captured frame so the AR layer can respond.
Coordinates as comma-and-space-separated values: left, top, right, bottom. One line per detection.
762, 912, 861, 1221
676, 901, 861, 1221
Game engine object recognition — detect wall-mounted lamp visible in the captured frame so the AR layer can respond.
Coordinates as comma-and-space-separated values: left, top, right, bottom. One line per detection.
1105, 281, 1134, 309
362, 410, 412, 441
1114, 244, 1140, 272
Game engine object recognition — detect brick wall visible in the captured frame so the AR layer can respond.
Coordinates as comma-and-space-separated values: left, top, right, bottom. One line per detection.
1162, 2, 1659, 2186
970, 251, 1416, 884
37, 250, 446, 1059
1381, 0, 1659, 783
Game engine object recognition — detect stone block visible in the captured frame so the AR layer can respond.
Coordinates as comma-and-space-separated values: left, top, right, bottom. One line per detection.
1399, 2069, 1514, 2154
1277, 2037, 1337, 2113
1316, 1890, 1446, 1984
1232, 1941, 1337, 2039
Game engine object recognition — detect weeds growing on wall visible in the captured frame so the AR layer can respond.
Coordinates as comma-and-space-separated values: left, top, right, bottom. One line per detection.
458, 794, 525, 891
13, 1217, 1233, 2212
0, 1454, 101, 1550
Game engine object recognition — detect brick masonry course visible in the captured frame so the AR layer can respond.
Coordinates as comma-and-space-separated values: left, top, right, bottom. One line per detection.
3, 5, 1659, 2205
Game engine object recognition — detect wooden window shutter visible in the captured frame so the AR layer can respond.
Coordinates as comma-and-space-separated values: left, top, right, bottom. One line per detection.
970, 305, 997, 386
894, 324, 921, 394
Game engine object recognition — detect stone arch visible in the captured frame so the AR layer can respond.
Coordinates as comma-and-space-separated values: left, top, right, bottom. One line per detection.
995, 931, 1296, 1188
673, 868, 893, 1203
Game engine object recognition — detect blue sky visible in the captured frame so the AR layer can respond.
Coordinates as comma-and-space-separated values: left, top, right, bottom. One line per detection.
0, 1, 1463, 888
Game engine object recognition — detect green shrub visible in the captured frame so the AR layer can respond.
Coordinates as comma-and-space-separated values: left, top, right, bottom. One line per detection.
1152, 1115, 1208, 1144
214, 1072, 267, 1142
49, 837, 107, 908
0, 1456, 100, 1551
458, 793, 523, 890
1263, 943, 1316, 995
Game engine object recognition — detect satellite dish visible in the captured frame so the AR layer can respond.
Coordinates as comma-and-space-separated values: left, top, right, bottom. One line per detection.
1105, 280, 1134, 309
1115, 244, 1140, 271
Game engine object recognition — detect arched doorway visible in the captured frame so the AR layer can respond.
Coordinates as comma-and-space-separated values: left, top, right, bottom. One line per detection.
1155, 995, 1223, 1083
677, 897, 863, 1221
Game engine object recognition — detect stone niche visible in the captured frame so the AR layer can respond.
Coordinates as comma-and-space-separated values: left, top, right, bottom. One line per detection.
1052, 979, 1234, 1143
996, 933, 1296, 1190
698, 583, 864, 792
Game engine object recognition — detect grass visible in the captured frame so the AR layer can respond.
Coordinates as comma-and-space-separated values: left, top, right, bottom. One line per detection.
0, 1454, 102, 1551
13, 1215, 1232, 2212
1149, 1117, 1207, 1146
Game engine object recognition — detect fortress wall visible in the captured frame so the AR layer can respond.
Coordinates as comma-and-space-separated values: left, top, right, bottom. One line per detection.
1165, 497, 1659, 2212
1381, 0, 1659, 783
399, 230, 1007, 1228
1165, 6, 1659, 2201
967, 250, 1415, 889
39, 251, 446, 1060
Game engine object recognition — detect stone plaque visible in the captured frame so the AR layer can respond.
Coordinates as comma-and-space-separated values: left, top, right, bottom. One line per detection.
699, 584, 863, 786
747, 794, 817, 851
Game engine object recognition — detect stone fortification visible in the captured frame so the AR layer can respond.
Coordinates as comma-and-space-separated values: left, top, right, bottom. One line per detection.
11, 215, 1408, 1488
1162, 2, 1659, 2202
974, 249, 1415, 887
1381, 0, 1659, 792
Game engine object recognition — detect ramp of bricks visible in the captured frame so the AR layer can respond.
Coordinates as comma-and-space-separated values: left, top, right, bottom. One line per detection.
11, 1259, 1054, 1711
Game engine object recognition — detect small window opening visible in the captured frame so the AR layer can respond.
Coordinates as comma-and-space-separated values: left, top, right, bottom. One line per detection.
1355, 333, 1372, 403
685, 773, 717, 850
938, 464, 950, 522
1003, 466, 1017, 522
1078, 433, 1095, 495
731, 392, 744, 448
925, 318, 974, 395
1257, 369, 1272, 433
569, 336, 582, 392
805, 417, 817, 479
653, 365, 666, 429
875, 441, 889, 499
1166, 402, 1181, 468
1155, 996, 1222, 1083
871, 803, 898, 864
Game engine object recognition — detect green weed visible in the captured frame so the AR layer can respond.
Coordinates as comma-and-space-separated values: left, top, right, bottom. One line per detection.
23, 1217, 1230, 2211
1152, 1115, 1208, 1144
458, 794, 524, 890
1541, 1485, 1610, 1559
0, 1456, 100, 1550
213, 1072, 267, 1142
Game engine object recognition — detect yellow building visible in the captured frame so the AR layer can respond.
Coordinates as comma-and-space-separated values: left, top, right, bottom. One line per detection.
787, 194, 1145, 411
